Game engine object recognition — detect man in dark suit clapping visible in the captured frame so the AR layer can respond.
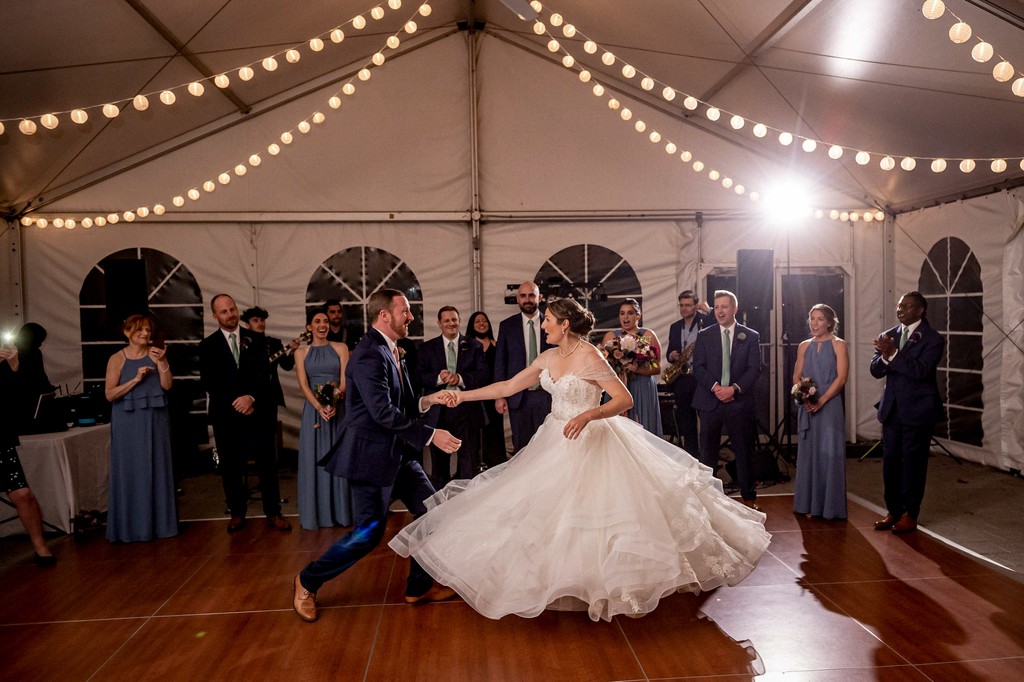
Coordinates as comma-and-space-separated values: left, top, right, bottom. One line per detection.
691, 290, 763, 511
199, 294, 290, 533
293, 289, 461, 622
418, 306, 487, 487
494, 282, 552, 453
870, 291, 945, 534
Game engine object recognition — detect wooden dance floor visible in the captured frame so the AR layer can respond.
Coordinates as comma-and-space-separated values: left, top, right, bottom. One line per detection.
2, 495, 1022, 681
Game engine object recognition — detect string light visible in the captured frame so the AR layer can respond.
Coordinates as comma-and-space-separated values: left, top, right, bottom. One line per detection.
19, 2, 432, 230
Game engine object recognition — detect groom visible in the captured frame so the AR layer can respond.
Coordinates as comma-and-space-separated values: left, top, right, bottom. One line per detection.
293, 289, 462, 622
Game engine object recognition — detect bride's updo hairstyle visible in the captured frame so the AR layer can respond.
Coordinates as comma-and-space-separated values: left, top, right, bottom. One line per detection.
546, 298, 596, 338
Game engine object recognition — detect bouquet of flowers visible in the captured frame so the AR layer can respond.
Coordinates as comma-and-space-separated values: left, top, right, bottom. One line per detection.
791, 376, 819, 407
603, 333, 659, 377
312, 381, 341, 428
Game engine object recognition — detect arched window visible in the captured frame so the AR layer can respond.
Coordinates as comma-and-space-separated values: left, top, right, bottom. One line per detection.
305, 246, 424, 346
918, 237, 984, 446
534, 244, 642, 334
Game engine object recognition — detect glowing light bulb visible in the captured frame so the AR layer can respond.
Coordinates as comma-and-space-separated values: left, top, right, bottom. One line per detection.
665, 142, 677, 154
387, 36, 400, 49
959, 159, 976, 173
343, 83, 355, 95
330, 29, 345, 43
993, 61, 1014, 82
608, 99, 621, 110
153, 204, 165, 216
172, 196, 185, 207
855, 151, 870, 165
735, 185, 745, 195
188, 82, 205, 97
708, 170, 720, 181
662, 86, 675, 101
948, 22, 971, 44
103, 103, 120, 118
931, 158, 947, 173
53, 218, 65, 228
550, 13, 563, 26
418, 4, 432, 17
829, 210, 840, 220
312, 112, 325, 124
578, 70, 591, 83
778, 131, 793, 146
310, 37, 324, 51
40, 114, 59, 129
532, 21, 545, 35
123, 212, 135, 222
752, 123, 767, 138
801, 139, 817, 153
297, 121, 311, 134
94, 217, 105, 227
71, 109, 88, 124
262, 57, 278, 71
730, 115, 744, 130
19, 119, 37, 135
880, 156, 895, 171
215, 74, 230, 88
621, 64, 636, 78
562, 55, 574, 68
133, 94, 150, 110
922, 0, 945, 20
648, 131, 661, 143
722, 177, 733, 188
682, 96, 698, 110
584, 41, 597, 54
592, 83, 605, 96
692, 161, 704, 172
601, 51, 615, 66
705, 107, 720, 121
641, 77, 654, 91
680, 151, 692, 162
203, 181, 215, 192
828, 145, 844, 159
901, 157, 917, 171
971, 42, 993, 62
37, 219, 48, 228
547, 39, 560, 52
404, 21, 417, 33
1013, 77, 1024, 97
358, 68, 371, 81
370, 6, 384, 20
159, 90, 175, 105
249, 154, 262, 166
82, 217, 94, 228
286, 49, 301, 64
268, 143, 281, 155
280, 131, 293, 144
239, 66, 254, 81
137, 207, 149, 218
218, 172, 231, 184
372, 52, 385, 65
634, 120, 646, 133
353, 16, 367, 29
108, 214, 119, 224
389, 0, 402, 9
991, 159, 1007, 173
562, 24, 576, 38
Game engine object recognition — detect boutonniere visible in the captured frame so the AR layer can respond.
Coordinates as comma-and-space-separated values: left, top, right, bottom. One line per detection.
240, 335, 252, 350
736, 332, 747, 342
397, 346, 406, 360
909, 331, 922, 345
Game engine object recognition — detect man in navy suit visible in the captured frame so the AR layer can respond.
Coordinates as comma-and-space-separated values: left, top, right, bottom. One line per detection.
494, 281, 552, 453
665, 290, 712, 452
870, 291, 945, 534
691, 290, 763, 510
199, 294, 291, 533
293, 289, 461, 622
418, 306, 487, 487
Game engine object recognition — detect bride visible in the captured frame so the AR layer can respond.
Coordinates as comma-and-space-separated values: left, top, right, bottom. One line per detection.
389, 297, 770, 622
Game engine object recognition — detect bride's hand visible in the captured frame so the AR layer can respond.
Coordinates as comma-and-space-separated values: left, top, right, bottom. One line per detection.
563, 413, 591, 440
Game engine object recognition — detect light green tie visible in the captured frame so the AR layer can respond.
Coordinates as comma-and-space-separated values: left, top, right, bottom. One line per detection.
447, 340, 457, 375
229, 332, 239, 366
899, 326, 909, 350
721, 328, 731, 386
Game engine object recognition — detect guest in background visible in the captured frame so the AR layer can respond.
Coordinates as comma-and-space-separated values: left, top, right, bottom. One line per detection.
467, 311, 506, 469
792, 304, 848, 520
665, 290, 711, 452
0, 342, 56, 565
13, 322, 56, 432
199, 294, 291, 534
417, 306, 487, 487
692, 290, 762, 511
325, 299, 349, 348
602, 298, 663, 436
870, 291, 944, 534
294, 309, 352, 530
104, 314, 177, 542
494, 282, 552, 453
242, 306, 300, 412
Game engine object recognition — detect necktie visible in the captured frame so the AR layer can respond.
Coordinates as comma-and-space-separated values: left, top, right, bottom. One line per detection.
528, 319, 539, 389
229, 332, 239, 366
447, 340, 457, 374
721, 328, 731, 386
899, 326, 909, 350
393, 347, 403, 379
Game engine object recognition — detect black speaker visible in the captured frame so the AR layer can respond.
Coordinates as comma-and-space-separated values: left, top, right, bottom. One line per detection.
736, 249, 773, 319
105, 259, 148, 324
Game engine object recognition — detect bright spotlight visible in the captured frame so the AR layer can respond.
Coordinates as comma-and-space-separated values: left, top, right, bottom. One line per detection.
761, 180, 815, 225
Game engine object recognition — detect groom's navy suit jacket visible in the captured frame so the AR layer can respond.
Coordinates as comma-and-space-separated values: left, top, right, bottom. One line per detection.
322, 329, 434, 487
870, 318, 945, 426
690, 323, 761, 414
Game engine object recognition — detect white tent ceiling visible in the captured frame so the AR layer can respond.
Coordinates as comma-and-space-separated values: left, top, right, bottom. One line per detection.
4, 0, 1024, 220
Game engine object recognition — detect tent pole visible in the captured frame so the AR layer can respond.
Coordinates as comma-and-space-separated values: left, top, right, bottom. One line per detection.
467, 24, 483, 311
2, 220, 25, 328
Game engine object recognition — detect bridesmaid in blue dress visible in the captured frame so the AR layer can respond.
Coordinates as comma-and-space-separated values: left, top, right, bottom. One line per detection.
792, 304, 849, 520
295, 309, 352, 530
601, 298, 663, 436
104, 314, 177, 542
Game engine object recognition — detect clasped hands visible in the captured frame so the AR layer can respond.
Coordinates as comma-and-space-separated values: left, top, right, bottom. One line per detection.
713, 383, 737, 403
874, 334, 896, 360
426, 390, 463, 408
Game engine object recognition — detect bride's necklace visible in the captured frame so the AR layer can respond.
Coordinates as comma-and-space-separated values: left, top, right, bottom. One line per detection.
558, 337, 582, 357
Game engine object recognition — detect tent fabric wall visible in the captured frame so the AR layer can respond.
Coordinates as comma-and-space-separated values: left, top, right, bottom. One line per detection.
893, 191, 1024, 472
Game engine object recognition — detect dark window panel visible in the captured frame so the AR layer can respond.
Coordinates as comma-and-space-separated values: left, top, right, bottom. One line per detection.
928, 298, 948, 331
946, 335, 983, 370
947, 407, 983, 446
946, 371, 984, 409
949, 296, 983, 332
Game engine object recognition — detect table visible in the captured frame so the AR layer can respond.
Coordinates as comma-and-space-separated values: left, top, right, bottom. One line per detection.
1, 424, 110, 536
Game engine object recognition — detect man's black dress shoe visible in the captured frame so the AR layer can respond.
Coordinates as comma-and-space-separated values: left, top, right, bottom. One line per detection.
227, 516, 247, 533
34, 553, 57, 567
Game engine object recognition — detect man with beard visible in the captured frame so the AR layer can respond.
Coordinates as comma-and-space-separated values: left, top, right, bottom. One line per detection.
494, 281, 552, 453
324, 299, 349, 348
293, 289, 462, 622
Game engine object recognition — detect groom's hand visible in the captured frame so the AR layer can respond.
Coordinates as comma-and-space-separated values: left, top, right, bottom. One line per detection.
432, 429, 462, 454
425, 390, 457, 407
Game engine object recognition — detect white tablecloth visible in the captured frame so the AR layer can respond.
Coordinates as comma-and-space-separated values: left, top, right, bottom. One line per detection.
1, 425, 110, 536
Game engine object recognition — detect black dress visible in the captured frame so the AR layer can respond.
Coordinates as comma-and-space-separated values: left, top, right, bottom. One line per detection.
479, 341, 507, 468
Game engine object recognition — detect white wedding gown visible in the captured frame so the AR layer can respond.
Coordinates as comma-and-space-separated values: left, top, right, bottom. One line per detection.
389, 349, 771, 622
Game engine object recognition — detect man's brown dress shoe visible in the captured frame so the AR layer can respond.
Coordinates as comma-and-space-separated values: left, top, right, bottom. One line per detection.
267, 515, 292, 531
891, 514, 918, 534
227, 516, 247, 533
874, 514, 896, 531
293, 575, 318, 622
742, 499, 763, 512
405, 582, 458, 604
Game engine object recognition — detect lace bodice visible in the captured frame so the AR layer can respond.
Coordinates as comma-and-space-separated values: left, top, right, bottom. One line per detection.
540, 369, 603, 420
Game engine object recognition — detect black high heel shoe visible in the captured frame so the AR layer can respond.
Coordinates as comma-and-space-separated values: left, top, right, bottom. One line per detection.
33, 553, 57, 567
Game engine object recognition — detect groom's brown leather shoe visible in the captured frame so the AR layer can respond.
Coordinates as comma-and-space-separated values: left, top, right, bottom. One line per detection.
874, 514, 896, 531
267, 515, 292, 532
891, 514, 918, 534
405, 582, 458, 605
227, 516, 247, 533
293, 575, 318, 622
